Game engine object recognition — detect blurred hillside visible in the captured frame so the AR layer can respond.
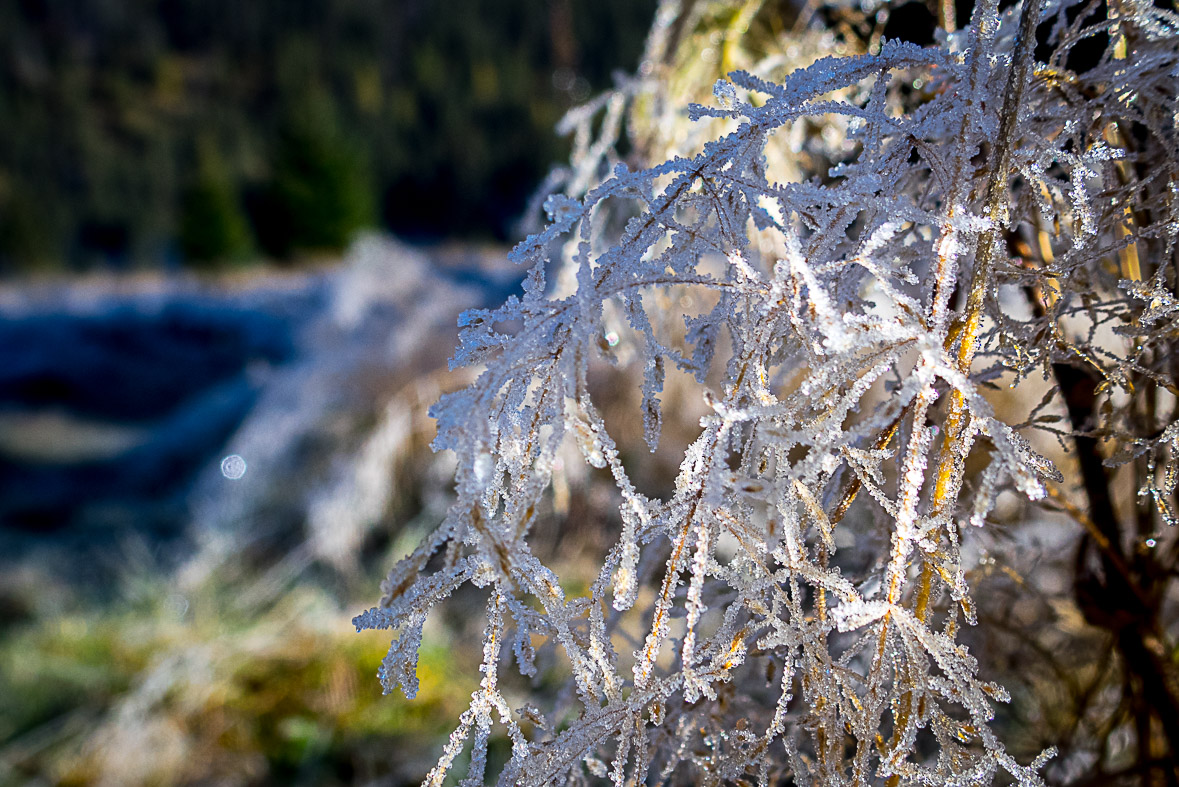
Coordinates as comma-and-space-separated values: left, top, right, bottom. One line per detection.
0, 236, 617, 786
0, 0, 655, 272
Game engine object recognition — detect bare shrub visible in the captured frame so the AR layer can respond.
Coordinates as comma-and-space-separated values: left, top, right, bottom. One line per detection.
357, 0, 1179, 783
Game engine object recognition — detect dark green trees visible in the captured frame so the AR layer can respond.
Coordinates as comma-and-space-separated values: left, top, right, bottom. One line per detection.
263, 86, 375, 257
178, 140, 254, 267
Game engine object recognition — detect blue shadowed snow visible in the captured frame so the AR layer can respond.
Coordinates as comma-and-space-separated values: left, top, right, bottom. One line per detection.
0, 303, 296, 421
0, 236, 521, 552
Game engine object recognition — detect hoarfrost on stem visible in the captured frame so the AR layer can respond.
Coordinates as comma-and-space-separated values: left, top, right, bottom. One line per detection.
356, 0, 1179, 782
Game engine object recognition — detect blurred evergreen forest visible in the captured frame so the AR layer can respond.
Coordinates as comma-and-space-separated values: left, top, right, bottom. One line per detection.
0, 0, 655, 273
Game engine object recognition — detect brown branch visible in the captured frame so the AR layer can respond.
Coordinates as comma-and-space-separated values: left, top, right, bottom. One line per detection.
1054, 358, 1179, 772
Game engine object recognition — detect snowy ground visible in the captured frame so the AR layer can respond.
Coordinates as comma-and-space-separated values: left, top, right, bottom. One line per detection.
0, 235, 522, 574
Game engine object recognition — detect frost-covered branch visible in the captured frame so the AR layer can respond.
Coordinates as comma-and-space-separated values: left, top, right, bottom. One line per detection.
357, 0, 1179, 782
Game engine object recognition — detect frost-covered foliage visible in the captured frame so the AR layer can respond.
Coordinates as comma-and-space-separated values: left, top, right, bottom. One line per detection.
356, 0, 1179, 783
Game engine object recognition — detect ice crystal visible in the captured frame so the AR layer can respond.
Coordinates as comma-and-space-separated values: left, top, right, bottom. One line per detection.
356, 0, 1179, 783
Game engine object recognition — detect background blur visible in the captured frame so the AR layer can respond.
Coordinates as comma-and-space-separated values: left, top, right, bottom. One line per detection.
0, 2, 654, 784
0, 0, 655, 272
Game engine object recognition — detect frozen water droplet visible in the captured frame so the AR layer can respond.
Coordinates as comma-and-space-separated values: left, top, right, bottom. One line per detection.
221, 454, 247, 480
713, 79, 738, 108
473, 450, 495, 485
605, 330, 620, 347
1146, 538, 1158, 548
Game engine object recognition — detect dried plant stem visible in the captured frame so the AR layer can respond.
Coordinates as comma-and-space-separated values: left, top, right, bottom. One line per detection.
356, 0, 1179, 781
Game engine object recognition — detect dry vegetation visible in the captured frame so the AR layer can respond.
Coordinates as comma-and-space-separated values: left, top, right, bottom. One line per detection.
358, 0, 1179, 784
